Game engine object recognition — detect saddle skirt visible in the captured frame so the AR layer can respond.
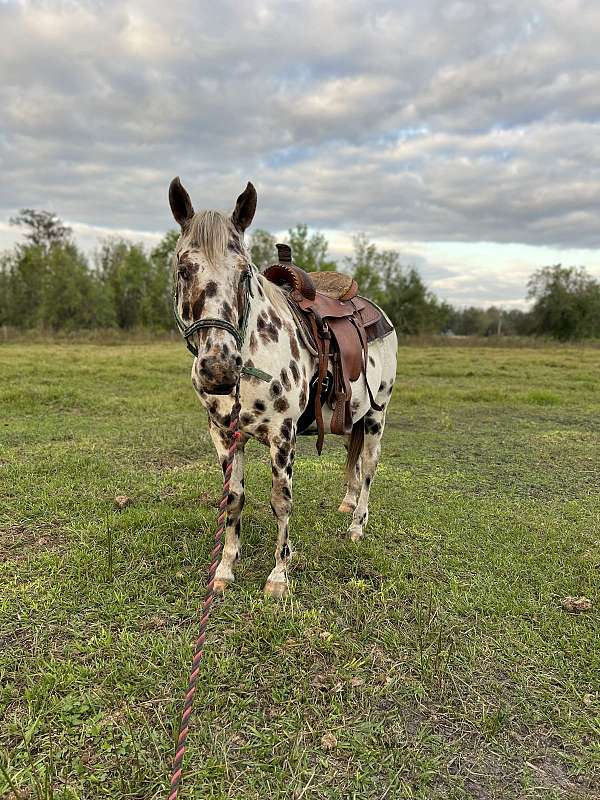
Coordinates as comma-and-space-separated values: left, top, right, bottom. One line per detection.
264, 244, 394, 452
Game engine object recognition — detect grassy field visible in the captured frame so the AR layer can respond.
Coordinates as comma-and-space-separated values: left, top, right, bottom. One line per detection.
1, 342, 599, 800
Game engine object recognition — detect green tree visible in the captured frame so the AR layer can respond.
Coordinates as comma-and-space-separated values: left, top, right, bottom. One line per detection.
2, 209, 76, 327
345, 234, 386, 306
10, 209, 72, 248
502, 308, 534, 336
0, 254, 10, 325
345, 234, 449, 334
249, 229, 277, 270
445, 305, 536, 337
0, 244, 47, 327
287, 224, 336, 272
446, 306, 494, 336
38, 243, 104, 330
527, 265, 600, 340
142, 230, 179, 328
96, 239, 153, 329
1, 210, 116, 330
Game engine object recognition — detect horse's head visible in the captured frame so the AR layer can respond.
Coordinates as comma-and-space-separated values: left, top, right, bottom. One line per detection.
169, 177, 257, 395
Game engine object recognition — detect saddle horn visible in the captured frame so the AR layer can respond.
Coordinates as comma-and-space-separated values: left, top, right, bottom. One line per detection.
264, 243, 316, 301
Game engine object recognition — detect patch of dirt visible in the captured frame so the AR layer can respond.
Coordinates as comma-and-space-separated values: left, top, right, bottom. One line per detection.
0, 626, 34, 652
146, 454, 205, 471
388, 696, 599, 799
526, 758, 590, 794
561, 596, 593, 613
0, 520, 65, 561
114, 494, 133, 510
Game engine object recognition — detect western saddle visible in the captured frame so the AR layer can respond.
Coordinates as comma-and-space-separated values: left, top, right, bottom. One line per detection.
264, 244, 393, 453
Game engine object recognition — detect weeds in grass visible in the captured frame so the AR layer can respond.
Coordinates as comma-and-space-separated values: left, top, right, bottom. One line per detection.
413, 593, 455, 694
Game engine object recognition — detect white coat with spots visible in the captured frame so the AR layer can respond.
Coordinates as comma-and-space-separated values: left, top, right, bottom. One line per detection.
169, 178, 398, 598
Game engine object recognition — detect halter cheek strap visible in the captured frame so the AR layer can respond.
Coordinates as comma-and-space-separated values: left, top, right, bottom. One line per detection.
173, 269, 272, 382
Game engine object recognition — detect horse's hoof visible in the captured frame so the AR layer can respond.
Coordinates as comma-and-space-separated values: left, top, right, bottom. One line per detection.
264, 579, 288, 599
213, 578, 233, 595
338, 501, 355, 513
347, 528, 364, 542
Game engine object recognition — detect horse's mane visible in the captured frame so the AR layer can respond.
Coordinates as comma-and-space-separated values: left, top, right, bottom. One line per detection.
185, 210, 231, 264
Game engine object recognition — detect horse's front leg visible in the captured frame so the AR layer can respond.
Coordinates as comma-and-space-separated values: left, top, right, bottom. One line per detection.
208, 421, 246, 593
264, 424, 296, 599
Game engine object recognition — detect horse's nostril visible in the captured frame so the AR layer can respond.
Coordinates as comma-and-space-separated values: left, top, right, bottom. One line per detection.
199, 358, 208, 370
235, 356, 243, 368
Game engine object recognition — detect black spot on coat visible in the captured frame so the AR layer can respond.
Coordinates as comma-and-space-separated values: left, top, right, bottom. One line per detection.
192, 291, 205, 319
280, 368, 291, 391
280, 418, 293, 440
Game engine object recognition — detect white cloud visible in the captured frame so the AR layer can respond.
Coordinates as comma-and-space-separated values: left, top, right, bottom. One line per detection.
1, 0, 600, 306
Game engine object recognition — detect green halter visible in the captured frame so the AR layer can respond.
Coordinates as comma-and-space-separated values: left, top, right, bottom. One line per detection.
173, 269, 272, 382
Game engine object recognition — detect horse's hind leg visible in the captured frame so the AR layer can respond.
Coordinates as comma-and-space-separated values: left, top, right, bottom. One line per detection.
339, 439, 361, 513
347, 408, 385, 542
208, 422, 246, 593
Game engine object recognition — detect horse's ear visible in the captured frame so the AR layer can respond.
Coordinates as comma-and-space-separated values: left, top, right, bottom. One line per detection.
169, 177, 194, 227
232, 182, 257, 232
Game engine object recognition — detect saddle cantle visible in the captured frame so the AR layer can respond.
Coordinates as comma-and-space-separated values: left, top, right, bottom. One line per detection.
264, 243, 394, 453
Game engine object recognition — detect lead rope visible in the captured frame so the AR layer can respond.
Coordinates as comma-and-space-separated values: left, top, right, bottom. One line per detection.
167, 388, 242, 800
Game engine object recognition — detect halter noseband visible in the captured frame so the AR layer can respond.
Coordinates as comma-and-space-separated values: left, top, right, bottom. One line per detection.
175, 315, 243, 355
173, 268, 271, 382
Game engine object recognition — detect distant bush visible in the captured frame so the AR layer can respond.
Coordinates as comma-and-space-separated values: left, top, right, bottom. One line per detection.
527, 265, 600, 341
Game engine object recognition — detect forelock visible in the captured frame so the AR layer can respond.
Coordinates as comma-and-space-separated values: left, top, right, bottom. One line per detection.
183, 210, 233, 264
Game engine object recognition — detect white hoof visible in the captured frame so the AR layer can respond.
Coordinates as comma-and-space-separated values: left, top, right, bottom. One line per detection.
213, 577, 233, 595
338, 501, 356, 513
264, 579, 289, 599
347, 527, 364, 542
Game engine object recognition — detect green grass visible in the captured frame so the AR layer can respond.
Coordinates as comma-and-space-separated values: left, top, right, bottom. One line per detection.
1, 342, 599, 799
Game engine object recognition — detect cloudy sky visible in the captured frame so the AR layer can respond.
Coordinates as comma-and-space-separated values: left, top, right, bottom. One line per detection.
1, 0, 599, 307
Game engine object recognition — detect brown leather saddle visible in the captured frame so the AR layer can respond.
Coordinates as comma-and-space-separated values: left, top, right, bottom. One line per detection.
264, 244, 393, 453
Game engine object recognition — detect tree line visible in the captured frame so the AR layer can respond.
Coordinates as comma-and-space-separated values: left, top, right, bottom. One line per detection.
1, 209, 599, 340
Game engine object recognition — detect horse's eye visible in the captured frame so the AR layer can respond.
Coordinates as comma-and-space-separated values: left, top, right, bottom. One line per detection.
178, 265, 190, 281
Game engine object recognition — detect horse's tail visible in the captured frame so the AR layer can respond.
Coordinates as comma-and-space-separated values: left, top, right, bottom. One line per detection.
346, 417, 365, 481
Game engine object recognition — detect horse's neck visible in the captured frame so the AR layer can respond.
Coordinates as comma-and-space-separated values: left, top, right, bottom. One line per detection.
241, 268, 306, 363
243, 269, 286, 327
259, 271, 294, 318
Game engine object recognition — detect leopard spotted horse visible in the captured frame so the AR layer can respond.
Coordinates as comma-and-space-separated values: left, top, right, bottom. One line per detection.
169, 178, 398, 598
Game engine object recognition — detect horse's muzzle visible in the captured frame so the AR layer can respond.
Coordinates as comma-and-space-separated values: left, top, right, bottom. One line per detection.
195, 354, 241, 395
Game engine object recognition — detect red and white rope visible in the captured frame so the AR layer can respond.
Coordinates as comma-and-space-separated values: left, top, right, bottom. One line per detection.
167, 397, 241, 800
